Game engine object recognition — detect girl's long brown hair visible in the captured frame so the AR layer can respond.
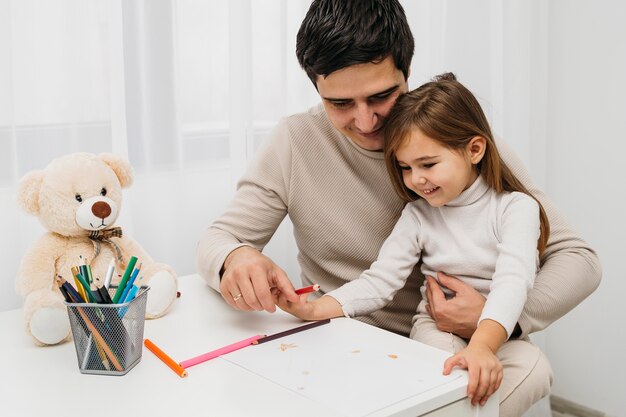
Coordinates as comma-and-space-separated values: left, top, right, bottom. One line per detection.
383, 73, 550, 256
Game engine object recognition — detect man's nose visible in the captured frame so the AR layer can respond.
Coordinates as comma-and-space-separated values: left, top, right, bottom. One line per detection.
353, 103, 378, 133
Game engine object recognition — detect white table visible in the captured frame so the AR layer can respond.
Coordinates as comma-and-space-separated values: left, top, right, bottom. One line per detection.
0, 274, 497, 417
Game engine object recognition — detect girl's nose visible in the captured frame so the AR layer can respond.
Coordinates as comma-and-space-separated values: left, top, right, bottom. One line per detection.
413, 173, 427, 185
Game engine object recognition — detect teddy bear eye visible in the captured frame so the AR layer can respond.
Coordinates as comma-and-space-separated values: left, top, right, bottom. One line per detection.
100, 187, 107, 196
75, 194, 82, 203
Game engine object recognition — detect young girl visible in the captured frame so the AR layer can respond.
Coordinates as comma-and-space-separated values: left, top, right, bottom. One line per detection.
274, 72, 550, 408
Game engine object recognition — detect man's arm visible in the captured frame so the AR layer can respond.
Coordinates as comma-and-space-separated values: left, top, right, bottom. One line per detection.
497, 138, 601, 338
515, 195, 601, 338
196, 121, 299, 312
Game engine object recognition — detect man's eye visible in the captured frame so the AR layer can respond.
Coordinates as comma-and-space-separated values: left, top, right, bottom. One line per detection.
370, 93, 392, 102
331, 101, 351, 109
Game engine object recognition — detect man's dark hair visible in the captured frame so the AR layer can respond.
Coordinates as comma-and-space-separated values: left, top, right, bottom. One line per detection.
296, 0, 414, 86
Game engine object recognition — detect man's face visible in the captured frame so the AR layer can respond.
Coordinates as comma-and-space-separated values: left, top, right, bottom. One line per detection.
316, 56, 408, 151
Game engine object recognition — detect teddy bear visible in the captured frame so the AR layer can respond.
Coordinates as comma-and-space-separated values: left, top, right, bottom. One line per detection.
16, 152, 178, 346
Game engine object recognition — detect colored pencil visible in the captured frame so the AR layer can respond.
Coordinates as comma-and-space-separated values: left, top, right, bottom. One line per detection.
59, 282, 72, 303
104, 258, 115, 289
295, 284, 320, 295
118, 263, 141, 303
71, 266, 88, 302
97, 284, 113, 304
144, 339, 187, 378
79, 255, 92, 285
60, 277, 86, 303
75, 273, 97, 303
123, 285, 139, 303
84, 334, 111, 371
57, 277, 123, 371
253, 319, 331, 345
85, 264, 94, 285
179, 335, 264, 368
113, 256, 137, 303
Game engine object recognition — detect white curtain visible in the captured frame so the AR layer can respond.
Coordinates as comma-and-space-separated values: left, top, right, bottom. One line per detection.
0, 0, 549, 314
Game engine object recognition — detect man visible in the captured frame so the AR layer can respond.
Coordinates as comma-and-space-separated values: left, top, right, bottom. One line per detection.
197, 1, 601, 415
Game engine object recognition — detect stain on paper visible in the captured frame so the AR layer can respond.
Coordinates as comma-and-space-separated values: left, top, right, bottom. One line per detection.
279, 343, 298, 352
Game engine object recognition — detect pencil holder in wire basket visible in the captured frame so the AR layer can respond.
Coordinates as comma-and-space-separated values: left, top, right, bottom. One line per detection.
65, 285, 150, 376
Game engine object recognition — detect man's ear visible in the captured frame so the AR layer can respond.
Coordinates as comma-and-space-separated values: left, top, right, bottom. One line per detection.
467, 136, 487, 165
17, 170, 44, 216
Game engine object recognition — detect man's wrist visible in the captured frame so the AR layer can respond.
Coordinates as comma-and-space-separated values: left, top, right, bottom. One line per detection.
220, 246, 251, 280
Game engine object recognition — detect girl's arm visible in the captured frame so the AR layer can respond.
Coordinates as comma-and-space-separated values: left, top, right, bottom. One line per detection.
275, 292, 344, 320
277, 203, 424, 321
325, 204, 423, 318
442, 193, 541, 406
442, 319, 506, 406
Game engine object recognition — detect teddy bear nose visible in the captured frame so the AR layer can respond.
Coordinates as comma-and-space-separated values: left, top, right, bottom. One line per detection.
92, 201, 112, 219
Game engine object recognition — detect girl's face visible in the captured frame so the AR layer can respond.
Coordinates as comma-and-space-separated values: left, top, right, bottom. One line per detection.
395, 129, 485, 207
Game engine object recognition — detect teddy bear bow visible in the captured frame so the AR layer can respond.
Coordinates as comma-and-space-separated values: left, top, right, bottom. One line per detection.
88, 227, 124, 263
89, 227, 122, 241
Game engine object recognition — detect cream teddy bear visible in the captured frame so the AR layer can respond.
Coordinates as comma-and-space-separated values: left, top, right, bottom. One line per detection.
16, 152, 178, 346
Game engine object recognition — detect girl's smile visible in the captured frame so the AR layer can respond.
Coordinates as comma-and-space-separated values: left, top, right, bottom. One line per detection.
395, 129, 485, 207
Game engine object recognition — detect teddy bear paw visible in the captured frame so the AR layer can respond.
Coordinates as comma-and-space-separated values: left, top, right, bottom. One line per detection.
30, 307, 71, 346
145, 271, 177, 319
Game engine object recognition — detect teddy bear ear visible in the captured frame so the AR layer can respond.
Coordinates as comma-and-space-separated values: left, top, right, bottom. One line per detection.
99, 153, 134, 188
17, 170, 44, 215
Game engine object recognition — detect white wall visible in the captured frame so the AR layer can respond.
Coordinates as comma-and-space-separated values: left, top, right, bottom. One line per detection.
545, 1, 626, 415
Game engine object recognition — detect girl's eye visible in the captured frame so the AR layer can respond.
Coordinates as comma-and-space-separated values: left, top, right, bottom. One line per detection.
100, 187, 107, 196
399, 165, 411, 171
423, 163, 436, 169
75, 194, 82, 202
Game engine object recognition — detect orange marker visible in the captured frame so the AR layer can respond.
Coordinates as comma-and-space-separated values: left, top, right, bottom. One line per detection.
295, 284, 320, 295
144, 339, 187, 378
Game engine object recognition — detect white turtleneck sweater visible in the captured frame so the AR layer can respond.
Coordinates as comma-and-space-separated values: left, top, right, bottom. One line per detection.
197, 103, 601, 338
328, 176, 540, 337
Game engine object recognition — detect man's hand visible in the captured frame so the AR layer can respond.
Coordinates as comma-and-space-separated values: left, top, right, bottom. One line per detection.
219, 246, 298, 312
425, 272, 486, 339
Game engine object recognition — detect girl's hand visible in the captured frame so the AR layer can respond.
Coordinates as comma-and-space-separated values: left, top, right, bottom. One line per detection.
272, 289, 344, 321
442, 342, 503, 406
273, 288, 317, 320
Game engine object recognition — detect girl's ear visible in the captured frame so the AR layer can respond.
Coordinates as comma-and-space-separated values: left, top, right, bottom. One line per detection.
467, 136, 487, 164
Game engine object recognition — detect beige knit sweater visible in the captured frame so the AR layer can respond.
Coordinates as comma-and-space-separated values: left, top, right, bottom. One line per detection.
197, 104, 601, 338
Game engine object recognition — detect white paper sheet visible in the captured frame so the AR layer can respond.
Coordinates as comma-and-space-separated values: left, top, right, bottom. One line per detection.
224, 318, 462, 417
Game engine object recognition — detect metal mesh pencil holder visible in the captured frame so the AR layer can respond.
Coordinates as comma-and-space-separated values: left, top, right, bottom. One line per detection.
65, 285, 150, 376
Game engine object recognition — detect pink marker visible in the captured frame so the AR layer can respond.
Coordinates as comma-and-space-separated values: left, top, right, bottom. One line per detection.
179, 334, 264, 368
295, 284, 320, 295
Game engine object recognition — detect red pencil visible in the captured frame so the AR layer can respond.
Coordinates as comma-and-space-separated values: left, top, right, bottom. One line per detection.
295, 284, 320, 295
